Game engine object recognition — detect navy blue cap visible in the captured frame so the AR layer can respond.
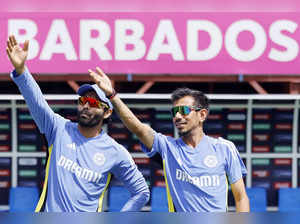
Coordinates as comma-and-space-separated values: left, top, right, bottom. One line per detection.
77, 84, 113, 110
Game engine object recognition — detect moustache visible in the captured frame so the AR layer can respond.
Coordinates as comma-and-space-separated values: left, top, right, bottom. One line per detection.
79, 108, 92, 116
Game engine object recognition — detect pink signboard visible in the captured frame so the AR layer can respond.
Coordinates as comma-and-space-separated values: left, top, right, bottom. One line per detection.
1, 12, 300, 75
1, 0, 299, 12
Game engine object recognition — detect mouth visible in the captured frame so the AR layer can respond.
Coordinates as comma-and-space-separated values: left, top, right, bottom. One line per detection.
175, 122, 186, 128
80, 112, 91, 119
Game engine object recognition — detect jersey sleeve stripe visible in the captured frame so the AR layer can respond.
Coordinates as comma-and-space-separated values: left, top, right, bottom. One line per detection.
97, 173, 111, 212
35, 144, 54, 212
218, 137, 239, 161
225, 176, 229, 212
163, 160, 175, 212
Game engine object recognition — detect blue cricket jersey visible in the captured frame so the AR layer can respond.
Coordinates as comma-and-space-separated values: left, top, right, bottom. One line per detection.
142, 132, 247, 212
11, 68, 149, 212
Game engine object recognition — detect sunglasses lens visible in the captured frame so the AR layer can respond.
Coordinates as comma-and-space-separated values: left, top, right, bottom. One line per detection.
182, 106, 191, 115
79, 97, 100, 108
171, 106, 192, 117
171, 107, 179, 117
88, 98, 98, 107
79, 96, 85, 105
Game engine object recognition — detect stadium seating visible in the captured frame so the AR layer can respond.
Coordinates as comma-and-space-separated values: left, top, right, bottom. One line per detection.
108, 186, 131, 211
246, 187, 267, 212
278, 188, 300, 211
9, 187, 39, 212
151, 186, 168, 211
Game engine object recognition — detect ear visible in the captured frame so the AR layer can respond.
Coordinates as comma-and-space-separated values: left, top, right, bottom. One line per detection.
103, 109, 113, 119
199, 108, 208, 122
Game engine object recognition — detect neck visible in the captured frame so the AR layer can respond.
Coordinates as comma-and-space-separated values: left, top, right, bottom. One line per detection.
181, 126, 205, 148
78, 124, 102, 138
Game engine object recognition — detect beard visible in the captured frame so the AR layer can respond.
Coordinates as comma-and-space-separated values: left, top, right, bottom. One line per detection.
77, 109, 103, 127
177, 125, 194, 137
178, 129, 191, 137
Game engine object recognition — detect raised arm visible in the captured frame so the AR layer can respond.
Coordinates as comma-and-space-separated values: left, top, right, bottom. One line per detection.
89, 67, 155, 150
6, 35, 61, 141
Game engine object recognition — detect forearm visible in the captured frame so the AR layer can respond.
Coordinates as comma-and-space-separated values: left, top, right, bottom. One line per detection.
231, 179, 249, 212
121, 191, 150, 212
111, 95, 154, 149
235, 196, 250, 212
11, 67, 55, 133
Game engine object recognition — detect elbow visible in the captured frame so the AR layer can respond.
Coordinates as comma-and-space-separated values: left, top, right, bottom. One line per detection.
136, 187, 150, 205
142, 189, 150, 204
135, 127, 147, 140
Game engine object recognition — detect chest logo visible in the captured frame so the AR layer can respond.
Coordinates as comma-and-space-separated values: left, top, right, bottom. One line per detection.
93, 153, 106, 166
204, 155, 218, 168
66, 143, 76, 150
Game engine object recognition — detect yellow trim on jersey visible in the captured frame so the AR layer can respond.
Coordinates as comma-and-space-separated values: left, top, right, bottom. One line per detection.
163, 160, 175, 212
226, 176, 229, 212
35, 145, 53, 212
97, 173, 111, 212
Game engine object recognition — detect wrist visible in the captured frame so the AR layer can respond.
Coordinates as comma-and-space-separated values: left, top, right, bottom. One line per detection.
106, 89, 117, 100
15, 67, 25, 76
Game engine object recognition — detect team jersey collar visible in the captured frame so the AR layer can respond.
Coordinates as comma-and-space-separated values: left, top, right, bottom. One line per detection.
75, 124, 106, 140
178, 134, 208, 153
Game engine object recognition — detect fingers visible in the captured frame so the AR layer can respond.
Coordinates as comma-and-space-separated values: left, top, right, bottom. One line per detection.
95, 67, 105, 77
88, 69, 101, 86
8, 36, 13, 47
23, 40, 29, 52
11, 35, 18, 46
88, 68, 102, 78
88, 69, 97, 78
6, 48, 12, 61
8, 35, 16, 48
88, 67, 108, 82
6, 40, 12, 53
88, 69, 98, 79
7, 35, 29, 51
6, 36, 14, 62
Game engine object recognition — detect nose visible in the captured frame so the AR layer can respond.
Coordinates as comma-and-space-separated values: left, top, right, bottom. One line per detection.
82, 102, 90, 109
173, 111, 183, 120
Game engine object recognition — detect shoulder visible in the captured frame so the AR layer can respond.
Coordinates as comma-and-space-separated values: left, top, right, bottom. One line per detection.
205, 135, 238, 153
215, 136, 239, 159
57, 116, 73, 128
106, 137, 135, 164
215, 137, 236, 148
102, 133, 128, 153
155, 132, 176, 143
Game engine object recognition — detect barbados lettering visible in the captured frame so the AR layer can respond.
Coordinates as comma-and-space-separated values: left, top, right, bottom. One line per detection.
58, 155, 102, 183
176, 169, 220, 187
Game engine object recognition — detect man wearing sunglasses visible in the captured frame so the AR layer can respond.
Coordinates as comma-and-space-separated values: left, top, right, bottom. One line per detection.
88, 67, 249, 212
6, 35, 149, 212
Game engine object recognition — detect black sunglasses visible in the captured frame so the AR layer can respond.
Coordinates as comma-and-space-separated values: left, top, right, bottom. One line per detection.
171, 105, 202, 117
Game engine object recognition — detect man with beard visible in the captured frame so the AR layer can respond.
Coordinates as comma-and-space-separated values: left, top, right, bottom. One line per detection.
6, 35, 149, 212
88, 67, 249, 212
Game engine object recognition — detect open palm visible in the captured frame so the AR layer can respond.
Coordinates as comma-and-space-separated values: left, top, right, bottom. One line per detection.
88, 67, 114, 96
6, 35, 29, 74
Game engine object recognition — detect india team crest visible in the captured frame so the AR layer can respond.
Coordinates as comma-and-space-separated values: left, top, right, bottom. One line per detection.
204, 155, 218, 168
93, 153, 106, 166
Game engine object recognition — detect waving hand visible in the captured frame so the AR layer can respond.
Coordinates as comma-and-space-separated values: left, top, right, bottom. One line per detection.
88, 67, 115, 97
6, 35, 29, 75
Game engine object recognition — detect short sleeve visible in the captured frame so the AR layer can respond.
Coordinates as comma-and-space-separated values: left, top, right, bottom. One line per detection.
140, 132, 169, 158
112, 146, 149, 195
221, 138, 247, 184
